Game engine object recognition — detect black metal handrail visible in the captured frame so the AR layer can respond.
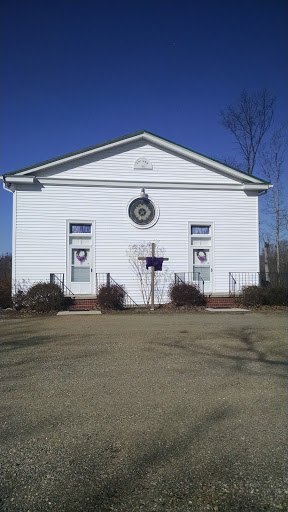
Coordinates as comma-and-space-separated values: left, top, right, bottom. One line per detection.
95, 273, 138, 307
229, 272, 237, 297
50, 273, 74, 296
109, 276, 139, 308
174, 272, 205, 295
196, 273, 205, 295
229, 272, 288, 296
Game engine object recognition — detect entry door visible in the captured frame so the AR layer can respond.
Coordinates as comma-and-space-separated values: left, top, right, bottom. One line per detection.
193, 248, 212, 293
190, 224, 213, 294
68, 222, 93, 294
70, 247, 91, 294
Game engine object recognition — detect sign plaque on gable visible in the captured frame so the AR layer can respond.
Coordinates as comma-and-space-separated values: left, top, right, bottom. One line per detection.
134, 158, 153, 170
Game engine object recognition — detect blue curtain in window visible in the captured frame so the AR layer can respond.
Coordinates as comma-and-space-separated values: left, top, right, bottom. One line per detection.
70, 224, 91, 234
191, 226, 210, 235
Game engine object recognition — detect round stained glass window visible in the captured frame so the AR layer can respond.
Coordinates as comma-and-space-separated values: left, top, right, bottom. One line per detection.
128, 197, 156, 226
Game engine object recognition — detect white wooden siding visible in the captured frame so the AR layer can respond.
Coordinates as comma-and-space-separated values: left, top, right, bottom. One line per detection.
14, 184, 259, 300
34, 142, 242, 185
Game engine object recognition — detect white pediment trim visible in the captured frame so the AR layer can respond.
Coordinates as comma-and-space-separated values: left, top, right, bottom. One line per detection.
2, 131, 268, 186
3, 175, 272, 191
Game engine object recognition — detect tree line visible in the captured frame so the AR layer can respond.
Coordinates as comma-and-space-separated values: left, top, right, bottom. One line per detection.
219, 88, 287, 275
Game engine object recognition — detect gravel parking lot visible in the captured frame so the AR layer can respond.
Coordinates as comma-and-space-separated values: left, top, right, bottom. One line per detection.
1, 311, 287, 512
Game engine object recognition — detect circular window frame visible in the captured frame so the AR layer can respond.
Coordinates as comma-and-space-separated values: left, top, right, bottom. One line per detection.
127, 195, 159, 229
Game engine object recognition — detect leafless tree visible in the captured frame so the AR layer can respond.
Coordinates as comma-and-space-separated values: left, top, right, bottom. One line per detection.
220, 89, 276, 175
260, 125, 288, 274
0, 253, 12, 279
260, 240, 288, 276
126, 241, 170, 305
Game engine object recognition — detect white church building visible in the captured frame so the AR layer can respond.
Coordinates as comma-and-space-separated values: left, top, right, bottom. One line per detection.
2, 130, 271, 304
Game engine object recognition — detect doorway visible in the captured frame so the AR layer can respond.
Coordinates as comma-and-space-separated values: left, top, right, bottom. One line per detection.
67, 222, 93, 294
189, 224, 213, 293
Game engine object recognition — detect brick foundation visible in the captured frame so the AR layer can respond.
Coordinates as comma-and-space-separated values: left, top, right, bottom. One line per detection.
65, 296, 236, 311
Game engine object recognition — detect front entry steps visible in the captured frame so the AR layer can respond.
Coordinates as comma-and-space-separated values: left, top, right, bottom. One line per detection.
65, 297, 99, 312
205, 296, 236, 308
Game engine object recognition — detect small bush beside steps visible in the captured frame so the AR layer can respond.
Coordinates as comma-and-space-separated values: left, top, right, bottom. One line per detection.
12, 282, 65, 313
238, 284, 287, 307
169, 282, 206, 307
96, 284, 125, 310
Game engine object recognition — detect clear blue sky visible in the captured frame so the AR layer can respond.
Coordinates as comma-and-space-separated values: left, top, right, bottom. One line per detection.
1, 0, 287, 253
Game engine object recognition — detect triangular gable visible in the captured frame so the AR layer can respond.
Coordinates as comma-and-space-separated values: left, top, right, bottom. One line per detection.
2, 130, 269, 185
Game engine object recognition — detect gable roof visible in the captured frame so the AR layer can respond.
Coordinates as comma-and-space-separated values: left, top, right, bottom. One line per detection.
2, 130, 269, 185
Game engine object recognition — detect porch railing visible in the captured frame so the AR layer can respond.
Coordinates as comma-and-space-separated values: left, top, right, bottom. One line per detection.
229, 272, 288, 297
174, 272, 205, 295
229, 273, 236, 297
96, 273, 138, 307
50, 273, 74, 296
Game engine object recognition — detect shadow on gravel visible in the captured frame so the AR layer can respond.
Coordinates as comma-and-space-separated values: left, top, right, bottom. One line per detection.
49, 404, 285, 512
148, 327, 286, 380
56, 405, 234, 511
0, 335, 54, 351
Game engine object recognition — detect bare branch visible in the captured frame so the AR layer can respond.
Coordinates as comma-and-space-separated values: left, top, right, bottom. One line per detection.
126, 241, 169, 305
220, 89, 276, 175
260, 124, 288, 273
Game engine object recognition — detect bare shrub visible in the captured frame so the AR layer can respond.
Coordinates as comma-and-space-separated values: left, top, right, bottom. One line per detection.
169, 283, 206, 307
97, 284, 125, 310
0, 278, 12, 308
25, 282, 65, 312
238, 284, 287, 307
13, 290, 27, 310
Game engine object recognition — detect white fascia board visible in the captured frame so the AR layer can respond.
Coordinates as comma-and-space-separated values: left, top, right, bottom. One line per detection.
244, 184, 272, 190
143, 133, 264, 185
2, 176, 35, 184
37, 177, 271, 191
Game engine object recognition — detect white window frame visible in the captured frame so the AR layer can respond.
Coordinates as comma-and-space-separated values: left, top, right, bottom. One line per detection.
66, 220, 95, 293
126, 195, 159, 229
188, 222, 215, 292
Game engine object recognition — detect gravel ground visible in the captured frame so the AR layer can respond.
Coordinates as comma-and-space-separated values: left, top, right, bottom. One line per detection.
0, 311, 287, 512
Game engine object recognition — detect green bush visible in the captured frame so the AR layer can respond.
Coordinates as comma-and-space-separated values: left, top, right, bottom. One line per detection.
97, 284, 125, 310
239, 284, 287, 307
0, 278, 12, 308
25, 282, 65, 312
169, 282, 206, 307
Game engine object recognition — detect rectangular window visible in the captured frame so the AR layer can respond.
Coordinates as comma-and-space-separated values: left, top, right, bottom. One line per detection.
70, 224, 91, 234
71, 267, 90, 282
193, 266, 210, 281
191, 225, 210, 235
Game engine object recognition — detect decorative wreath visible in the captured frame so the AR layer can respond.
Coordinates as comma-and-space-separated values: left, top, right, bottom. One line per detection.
76, 249, 87, 263
196, 250, 207, 263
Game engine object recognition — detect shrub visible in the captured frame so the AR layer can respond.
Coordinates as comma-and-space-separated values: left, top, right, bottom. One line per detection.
0, 278, 12, 308
239, 284, 287, 307
238, 285, 266, 307
97, 284, 125, 310
169, 282, 206, 307
25, 282, 65, 312
13, 290, 28, 310
262, 285, 287, 306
